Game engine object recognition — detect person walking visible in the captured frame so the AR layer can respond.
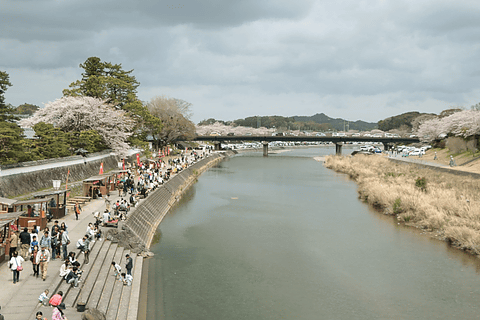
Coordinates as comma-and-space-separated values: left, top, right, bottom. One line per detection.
60, 230, 70, 260
31, 245, 40, 277
9, 251, 24, 284
125, 254, 133, 276
8, 230, 18, 258
19, 227, 31, 259
74, 202, 81, 220
36, 246, 51, 281
105, 194, 111, 211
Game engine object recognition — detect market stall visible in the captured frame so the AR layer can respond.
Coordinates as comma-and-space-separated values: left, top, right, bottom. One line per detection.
83, 175, 111, 198
0, 211, 24, 263
0, 197, 16, 213
12, 198, 50, 230
33, 189, 69, 219
107, 170, 128, 191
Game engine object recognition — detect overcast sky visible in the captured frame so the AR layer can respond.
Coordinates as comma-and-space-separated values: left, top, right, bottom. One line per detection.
1, 0, 480, 124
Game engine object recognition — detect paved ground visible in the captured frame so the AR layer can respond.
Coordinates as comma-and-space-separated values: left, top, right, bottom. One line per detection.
387, 154, 450, 168
0, 192, 124, 320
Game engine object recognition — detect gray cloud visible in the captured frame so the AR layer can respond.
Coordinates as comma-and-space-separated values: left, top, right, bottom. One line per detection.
1, 0, 479, 124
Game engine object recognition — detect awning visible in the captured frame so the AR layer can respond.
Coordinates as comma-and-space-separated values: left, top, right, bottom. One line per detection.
33, 189, 70, 198
0, 211, 25, 227
0, 197, 17, 206
83, 175, 109, 182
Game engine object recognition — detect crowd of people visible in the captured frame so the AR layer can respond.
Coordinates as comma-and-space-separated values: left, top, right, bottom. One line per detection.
4, 147, 213, 319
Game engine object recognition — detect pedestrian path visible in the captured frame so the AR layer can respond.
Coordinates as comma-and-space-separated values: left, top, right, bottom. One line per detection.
387, 154, 449, 168
0, 192, 142, 320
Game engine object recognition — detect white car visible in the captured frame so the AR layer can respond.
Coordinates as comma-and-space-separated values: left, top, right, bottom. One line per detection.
409, 149, 425, 156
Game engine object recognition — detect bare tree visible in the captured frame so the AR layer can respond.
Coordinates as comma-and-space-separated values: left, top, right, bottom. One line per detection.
147, 96, 196, 147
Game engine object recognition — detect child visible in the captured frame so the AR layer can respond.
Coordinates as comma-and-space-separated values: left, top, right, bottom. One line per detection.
30, 235, 38, 253
111, 261, 121, 279
121, 272, 133, 286
48, 291, 63, 307
38, 289, 49, 306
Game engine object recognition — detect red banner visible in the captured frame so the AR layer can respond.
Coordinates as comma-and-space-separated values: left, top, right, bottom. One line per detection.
136, 154, 140, 166
122, 159, 125, 170
99, 162, 104, 175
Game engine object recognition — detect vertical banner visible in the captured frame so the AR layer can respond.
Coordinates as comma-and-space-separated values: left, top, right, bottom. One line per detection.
99, 162, 104, 175
122, 159, 125, 170
136, 154, 140, 166
66, 169, 70, 198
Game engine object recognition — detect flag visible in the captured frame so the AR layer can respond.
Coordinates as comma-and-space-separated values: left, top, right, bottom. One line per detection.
122, 159, 125, 170
99, 162, 104, 175
66, 169, 70, 198
136, 154, 140, 166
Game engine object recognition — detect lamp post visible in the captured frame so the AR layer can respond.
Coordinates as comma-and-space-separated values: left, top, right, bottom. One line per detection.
53, 180, 61, 190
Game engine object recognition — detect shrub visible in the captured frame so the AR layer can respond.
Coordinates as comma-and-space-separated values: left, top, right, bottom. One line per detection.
415, 177, 427, 192
393, 198, 402, 214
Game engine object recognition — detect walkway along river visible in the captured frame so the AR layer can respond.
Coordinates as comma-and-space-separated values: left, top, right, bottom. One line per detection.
145, 147, 480, 320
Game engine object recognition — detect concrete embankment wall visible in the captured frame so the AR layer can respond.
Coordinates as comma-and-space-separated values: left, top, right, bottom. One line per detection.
388, 158, 480, 179
125, 152, 232, 249
0, 152, 135, 198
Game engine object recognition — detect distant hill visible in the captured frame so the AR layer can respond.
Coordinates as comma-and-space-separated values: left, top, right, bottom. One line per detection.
377, 112, 436, 131
294, 113, 377, 131
198, 113, 378, 131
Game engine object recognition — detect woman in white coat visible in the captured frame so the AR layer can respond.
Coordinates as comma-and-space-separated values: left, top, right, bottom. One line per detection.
9, 251, 24, 284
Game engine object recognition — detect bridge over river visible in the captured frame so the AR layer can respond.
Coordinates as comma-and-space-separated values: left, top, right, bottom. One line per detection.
191, 135, 421, 156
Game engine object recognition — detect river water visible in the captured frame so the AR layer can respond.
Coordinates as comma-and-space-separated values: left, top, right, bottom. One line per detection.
145, 147, 480, 320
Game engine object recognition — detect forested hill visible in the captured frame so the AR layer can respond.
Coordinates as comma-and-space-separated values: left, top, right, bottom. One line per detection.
293, 113, 377, 131
199, 113, 377, 131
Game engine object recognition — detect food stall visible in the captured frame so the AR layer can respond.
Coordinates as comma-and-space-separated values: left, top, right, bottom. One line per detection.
108, 170, 129, 191
0, 197, 17, 213
0, 211, 24, 263
12, 198, 50, 230
83, 175, 112, 198
33, 189, 69, 219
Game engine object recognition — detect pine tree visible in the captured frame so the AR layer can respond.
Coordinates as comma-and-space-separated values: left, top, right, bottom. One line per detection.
0, 71, 18, 122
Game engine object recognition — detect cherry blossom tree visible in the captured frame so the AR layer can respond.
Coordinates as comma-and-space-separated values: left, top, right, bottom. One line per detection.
19, 96, 134, 155
195, 122, 274, 136
416, 110, 480, 142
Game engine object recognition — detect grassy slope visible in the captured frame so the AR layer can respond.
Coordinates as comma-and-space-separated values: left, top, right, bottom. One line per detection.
325, 154, 480, 255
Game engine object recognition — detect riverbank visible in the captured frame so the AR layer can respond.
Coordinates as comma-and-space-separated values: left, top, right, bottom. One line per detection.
324, 154, 480, 256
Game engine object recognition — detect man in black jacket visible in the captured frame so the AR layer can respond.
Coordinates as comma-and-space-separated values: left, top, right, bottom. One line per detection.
125, 254, 133, 276
19, 227, 31, 259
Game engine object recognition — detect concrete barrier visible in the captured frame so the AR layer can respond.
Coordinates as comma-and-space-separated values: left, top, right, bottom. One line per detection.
0, 153, 137, 198
124, 152, 230, 249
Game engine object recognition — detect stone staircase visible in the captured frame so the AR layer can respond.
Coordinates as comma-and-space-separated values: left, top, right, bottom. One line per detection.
30, 239, 143, 320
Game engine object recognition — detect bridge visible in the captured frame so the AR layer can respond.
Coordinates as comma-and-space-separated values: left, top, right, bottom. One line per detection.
192, 135, 421, 156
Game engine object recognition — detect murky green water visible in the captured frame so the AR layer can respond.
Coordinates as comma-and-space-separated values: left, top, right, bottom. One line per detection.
146, 148, 480, 320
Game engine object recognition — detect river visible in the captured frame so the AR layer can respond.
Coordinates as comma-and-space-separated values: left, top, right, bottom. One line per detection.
145, 147, 480, 320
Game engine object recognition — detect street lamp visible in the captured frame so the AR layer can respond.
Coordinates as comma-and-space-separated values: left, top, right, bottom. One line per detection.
52, 180, 61, 190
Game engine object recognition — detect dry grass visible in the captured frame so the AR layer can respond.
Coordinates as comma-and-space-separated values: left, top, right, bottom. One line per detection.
325, 155, 480, 255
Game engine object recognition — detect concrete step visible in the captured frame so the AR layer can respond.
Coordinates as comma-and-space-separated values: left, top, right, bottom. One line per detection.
86, 242, 118, 309
76, 240, 112, 307
105, 250, 130, 320
64, 238, 107, 307
97, 246, 125, 314
126, 256, 144, 320
116, 255, 141, 320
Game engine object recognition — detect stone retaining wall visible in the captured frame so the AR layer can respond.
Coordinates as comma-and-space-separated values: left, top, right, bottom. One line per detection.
0, 153, 137, 198
124, 152, 232, 249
